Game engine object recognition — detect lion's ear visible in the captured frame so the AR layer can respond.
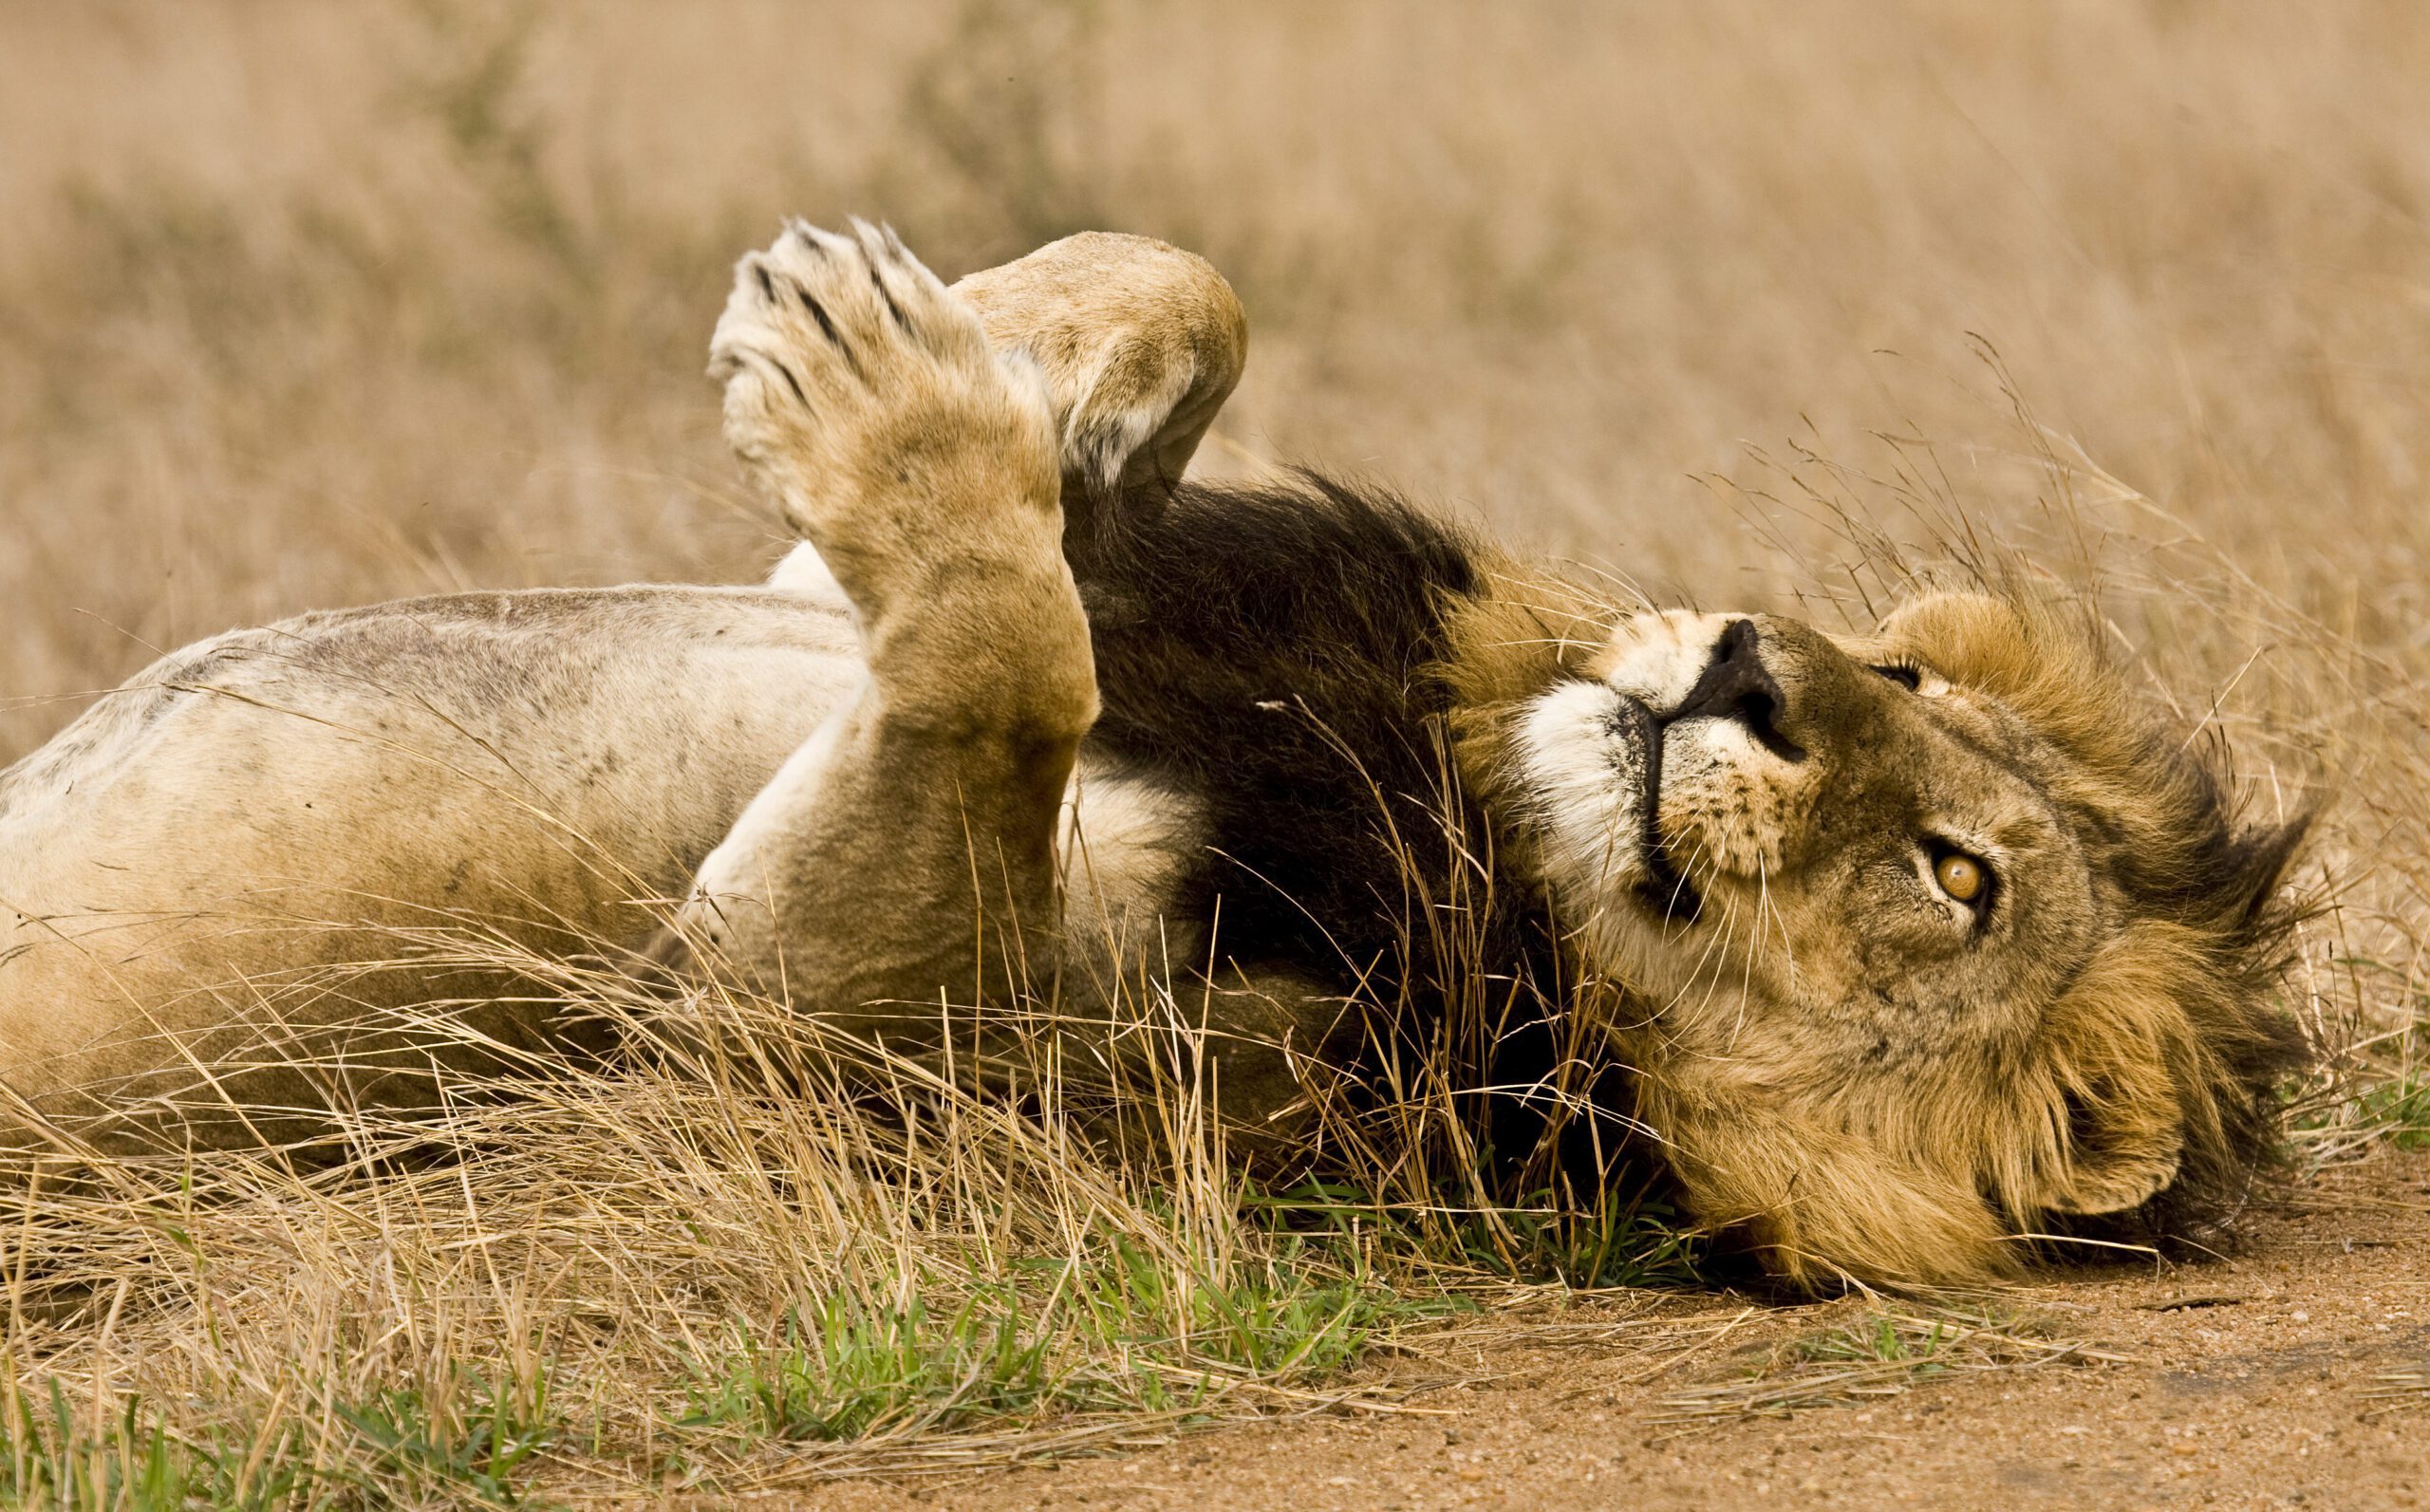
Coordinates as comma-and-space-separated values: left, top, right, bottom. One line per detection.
2044, 1085, 2183, 1214
2034, 926, 2203, 1217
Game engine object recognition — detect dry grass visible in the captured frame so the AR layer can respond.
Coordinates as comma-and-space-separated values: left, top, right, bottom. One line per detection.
1652, 1305, 2132, 1430
2365, 1362, 2430, 1419
4, 0, 2430, 1504
0, 959, 1466, 1502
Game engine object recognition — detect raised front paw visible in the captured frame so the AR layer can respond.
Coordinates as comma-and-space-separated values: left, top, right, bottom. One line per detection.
953, 233, 1247, 502
710, 219, 1060, 608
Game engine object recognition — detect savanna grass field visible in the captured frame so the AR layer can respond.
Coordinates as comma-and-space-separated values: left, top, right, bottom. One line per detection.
3, 3, 2429, 1507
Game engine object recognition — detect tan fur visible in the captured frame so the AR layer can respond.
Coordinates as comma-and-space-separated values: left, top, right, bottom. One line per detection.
953, 231, 1246, 499
0, 226, 1242, 1152
1473, 591, 2305, 1287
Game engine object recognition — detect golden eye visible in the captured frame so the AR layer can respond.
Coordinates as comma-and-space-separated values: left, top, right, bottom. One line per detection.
1934, 850, 1987, 905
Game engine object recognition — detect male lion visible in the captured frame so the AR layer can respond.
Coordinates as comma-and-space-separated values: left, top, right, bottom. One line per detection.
0, 221, 2308, 1288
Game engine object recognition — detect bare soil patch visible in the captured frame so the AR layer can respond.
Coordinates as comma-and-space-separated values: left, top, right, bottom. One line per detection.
813, 1151, 2430, 1512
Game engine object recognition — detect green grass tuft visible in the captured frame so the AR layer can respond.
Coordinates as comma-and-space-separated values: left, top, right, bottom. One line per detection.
674, 1228, 1460, 1449
3, 1383, 309, 1512
331, 1370, 555, 1507
2352, 1074, 2430, 1150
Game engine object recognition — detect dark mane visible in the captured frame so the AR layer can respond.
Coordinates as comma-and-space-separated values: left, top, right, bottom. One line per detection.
2077, 735, 2314, 1250
1067, 473, 1637, 1199
1889, 591, 2316, 1255
1072, 471, 1486, 986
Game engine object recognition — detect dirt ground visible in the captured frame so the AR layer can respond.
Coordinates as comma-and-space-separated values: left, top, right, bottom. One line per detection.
813, 1151, 2430, 1512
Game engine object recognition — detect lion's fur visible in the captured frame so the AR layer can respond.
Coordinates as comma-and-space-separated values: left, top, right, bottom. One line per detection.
1567, 594, 2310, 1286
0, 224, 2313, 1289
1871, 594, 2312, 1244
0, 586, 866, 1146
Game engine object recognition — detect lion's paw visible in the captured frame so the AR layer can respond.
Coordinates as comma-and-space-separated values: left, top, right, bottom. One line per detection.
710, 219, 1057, 592
952, 232, 1247, 501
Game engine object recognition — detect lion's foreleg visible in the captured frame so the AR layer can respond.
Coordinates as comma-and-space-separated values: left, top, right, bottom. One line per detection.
679, 220, 1094, 1032
686, 560, 1094, 1018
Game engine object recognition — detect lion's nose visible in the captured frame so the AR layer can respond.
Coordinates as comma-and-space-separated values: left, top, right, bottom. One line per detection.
1661, 618, 1807, 762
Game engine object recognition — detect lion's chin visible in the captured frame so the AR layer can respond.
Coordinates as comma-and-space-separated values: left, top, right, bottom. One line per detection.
1511, 679, 1657, 892
1514, 680, 1731, 938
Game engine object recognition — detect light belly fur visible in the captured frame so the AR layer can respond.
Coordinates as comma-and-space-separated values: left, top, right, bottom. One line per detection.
0, 580, 1201, 1123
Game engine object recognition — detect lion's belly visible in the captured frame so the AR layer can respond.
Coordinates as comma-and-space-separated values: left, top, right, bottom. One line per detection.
0, 585, 869, 1120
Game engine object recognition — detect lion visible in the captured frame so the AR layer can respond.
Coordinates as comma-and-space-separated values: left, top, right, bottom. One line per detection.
0, 220, 2308, 1289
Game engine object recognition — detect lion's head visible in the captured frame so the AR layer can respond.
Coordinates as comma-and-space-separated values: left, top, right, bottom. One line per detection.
1489, 589, 2310, 1287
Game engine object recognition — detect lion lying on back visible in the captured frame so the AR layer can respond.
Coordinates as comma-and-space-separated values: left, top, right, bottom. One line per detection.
0, 220, 2309, 1288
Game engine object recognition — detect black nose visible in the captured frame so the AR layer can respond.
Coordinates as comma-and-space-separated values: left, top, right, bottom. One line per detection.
1661, 618, 1806, 762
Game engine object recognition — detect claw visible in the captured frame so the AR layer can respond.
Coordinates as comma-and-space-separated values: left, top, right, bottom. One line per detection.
864, 252, 912, 333
784, 216, 844, 258
761, 351, 811, 409
810, 300, 863, 381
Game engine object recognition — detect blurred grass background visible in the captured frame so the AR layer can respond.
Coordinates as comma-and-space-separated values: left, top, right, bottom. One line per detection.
7, 1, 2426, 716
